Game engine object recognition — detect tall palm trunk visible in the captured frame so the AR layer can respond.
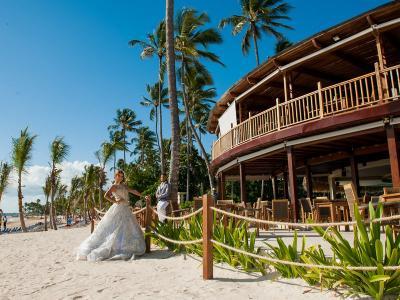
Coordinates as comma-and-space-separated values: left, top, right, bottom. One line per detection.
158, 56, 165, 175
17, 174, 27, 232
251, 23, 260, 66
83, 194, 88, 224
123, 129, 126, 166
98, 175, 103, 210
44, 195, 49, 231
166, 0, 180, 205
113, 152, 116, 171
50, 166, 57, 230
181, 58, 191, 202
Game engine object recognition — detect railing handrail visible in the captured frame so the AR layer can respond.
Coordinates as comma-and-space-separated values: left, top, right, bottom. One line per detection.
212, 63, 400, 160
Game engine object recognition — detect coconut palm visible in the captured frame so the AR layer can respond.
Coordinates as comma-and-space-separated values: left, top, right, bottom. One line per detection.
140, 82, 169, 169
49, 137, 70, 230
275, 37, 292, 53
219, 0, 292, 65
165, 0, 180, 204
42, 175, 51, 231
95, 142, 114, 209
11, 128, 37, 232
175, 9, 223, 193
108, 109, 142, 166
131, 126, 157, 166
108, 130, 126, 171
129, 21, 167, 174
0, 162, 12, 207
82, 165, 96, 224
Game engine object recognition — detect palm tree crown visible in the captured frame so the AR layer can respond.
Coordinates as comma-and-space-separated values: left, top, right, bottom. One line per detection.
12, 128, 37, 174
219, 0, 292, 65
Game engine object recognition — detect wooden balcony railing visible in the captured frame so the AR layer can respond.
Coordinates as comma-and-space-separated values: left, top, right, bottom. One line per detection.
211, 63, 400, 160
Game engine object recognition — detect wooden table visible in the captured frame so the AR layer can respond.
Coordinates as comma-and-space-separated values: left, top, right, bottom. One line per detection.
315, 200, 349, 231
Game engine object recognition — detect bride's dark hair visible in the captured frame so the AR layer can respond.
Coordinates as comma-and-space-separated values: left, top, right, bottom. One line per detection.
114, 169, 125, 183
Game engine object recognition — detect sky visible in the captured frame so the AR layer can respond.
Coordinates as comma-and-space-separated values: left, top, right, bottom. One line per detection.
0, 0, 389, 212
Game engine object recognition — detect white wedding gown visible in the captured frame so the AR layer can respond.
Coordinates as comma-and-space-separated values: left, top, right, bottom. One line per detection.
76, 184, 146, 261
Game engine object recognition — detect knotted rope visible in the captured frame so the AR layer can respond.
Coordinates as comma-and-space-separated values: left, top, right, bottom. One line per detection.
150, 207, 203, 221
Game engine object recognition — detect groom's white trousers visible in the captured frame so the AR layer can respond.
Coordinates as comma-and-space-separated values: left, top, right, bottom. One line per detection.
157, 201, 169, 222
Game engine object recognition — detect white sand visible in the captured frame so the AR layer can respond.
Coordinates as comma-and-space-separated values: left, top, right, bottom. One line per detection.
0, 227, 347, 300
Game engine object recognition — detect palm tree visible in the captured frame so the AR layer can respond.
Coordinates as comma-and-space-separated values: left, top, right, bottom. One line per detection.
11, 128, 37, 232
219, 0, 292, 65
108, 109, 142, 167
108, 130, 126, 171
42, 175, 51, 231
175, 9, 223, 194
275, 37, 292, 53
49, 137, 70, 230
0, 162, 12, 207
95, 142, 114, 209
140, 82, 169, 169
129, 21, 167, 174
131, 126, 157, 166
165, 0, 180, 204
82, 164, 98, 224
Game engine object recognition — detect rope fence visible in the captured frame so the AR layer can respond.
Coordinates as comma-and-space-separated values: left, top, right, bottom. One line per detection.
152, 231, 203, 245
211, 206, 400, 228
150, 207, 203, 221
133, 207, 146, 215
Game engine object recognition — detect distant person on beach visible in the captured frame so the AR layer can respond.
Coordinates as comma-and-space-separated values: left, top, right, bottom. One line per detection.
154, 174, 170, 223
0, 209, 3, 230
3, 214, 7, 231
76, 169, 146, 261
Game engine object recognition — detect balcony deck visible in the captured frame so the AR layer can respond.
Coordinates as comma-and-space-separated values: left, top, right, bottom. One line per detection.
212, 63, 400, 162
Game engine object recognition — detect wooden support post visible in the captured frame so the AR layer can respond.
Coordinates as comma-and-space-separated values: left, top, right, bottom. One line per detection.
202, 193, 213, 280
283, 72, 288, 102
375, 33, 389, 100
239, 163, 247, 204
283, 172, 289, 199
375, 62, 384, 102
238, 102, 243, 123
276, 98, 281, 130
271, 176, 277, 199
386, 126, 400, 187
305, 165, 313, 199
145, 196, 152, 253
350, 155, 360, 197
220, 173, 226, 200
318, 81, 324, 118
287, 147, 299, 222
288, 72, 294, 99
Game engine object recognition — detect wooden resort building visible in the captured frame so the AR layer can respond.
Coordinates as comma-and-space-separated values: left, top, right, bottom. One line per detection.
207, 2, 400, 221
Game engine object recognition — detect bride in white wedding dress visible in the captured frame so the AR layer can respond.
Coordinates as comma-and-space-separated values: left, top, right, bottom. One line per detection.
76, 170, 146, 261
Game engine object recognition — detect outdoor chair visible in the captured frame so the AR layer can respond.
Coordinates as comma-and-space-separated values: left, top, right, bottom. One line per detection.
299, 198, 315, 223
343, 183, 366, 221
266, 199, 290, 230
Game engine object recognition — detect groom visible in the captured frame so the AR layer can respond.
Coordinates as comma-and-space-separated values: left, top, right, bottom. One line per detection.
156, 174, 170, 223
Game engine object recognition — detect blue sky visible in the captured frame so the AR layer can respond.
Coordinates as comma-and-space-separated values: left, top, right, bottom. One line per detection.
0, 0, 388, 212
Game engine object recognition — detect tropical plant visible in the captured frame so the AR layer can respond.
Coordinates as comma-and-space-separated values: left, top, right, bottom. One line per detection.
275, 37, 292, 54
219, 0, 293, 65
130, 21, 167, 174
108, 109, 142, 166
140, 82, 169, 168
49, 137, 70, 230
95, 142, 114, 209
131, 126, 157, 166
0, 162, 12, 207
42, 175, 51, 231
165, 0, 180, 205
11, 127, 37, 232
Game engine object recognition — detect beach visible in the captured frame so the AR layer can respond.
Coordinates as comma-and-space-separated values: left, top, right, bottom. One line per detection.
0, 226, 345, 300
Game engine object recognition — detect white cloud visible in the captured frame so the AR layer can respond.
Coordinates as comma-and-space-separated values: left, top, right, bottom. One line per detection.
0, 160, 91, 213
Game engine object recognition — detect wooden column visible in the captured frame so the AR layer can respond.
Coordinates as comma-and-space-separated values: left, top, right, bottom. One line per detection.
202, 193, 213, 279
145, 196, 152, 253
375, 32, 389, 100
283, 72, 288, 102
305, 165, 313, 199
288, 72, 294, 99
287, 147, 299, 222
386, 126, 400, 187
239, 163, 247, 203
220, 173, 226, 200
271, 176, 277, 199
238, 102, 243, 123
350, 155, 360, 197
283, 172, 289, 199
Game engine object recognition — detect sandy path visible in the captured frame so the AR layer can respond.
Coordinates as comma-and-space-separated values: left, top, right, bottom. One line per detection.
0, 227, 344, 300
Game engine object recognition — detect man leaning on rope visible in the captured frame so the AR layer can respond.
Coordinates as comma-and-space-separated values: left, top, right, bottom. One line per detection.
155, 174, 170, 223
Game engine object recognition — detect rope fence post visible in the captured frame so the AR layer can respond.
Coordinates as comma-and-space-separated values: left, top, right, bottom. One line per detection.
145, 196, 152, 253
203, 193, 213, 280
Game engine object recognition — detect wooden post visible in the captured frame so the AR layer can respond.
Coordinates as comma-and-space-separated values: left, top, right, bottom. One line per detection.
202, 193, 213, 280
239, 163, 247, 203
271, 176, 277, 199
318, 82, 324, 118
386, 125, 400, 187
350, 155, 360, 197
145, 196, 152, 253
375, 33, 389, 100
288, 72, 294, 99
375, 62, 384, 102
283, 73, 288, 102
287, 147, 299, 222
305, 165, 313, 200
276, 98, 281, 130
